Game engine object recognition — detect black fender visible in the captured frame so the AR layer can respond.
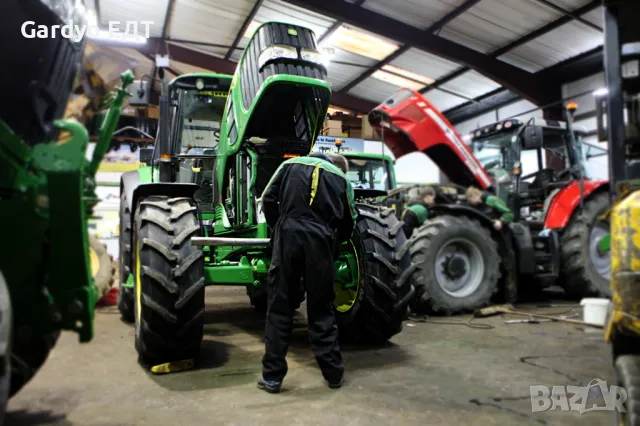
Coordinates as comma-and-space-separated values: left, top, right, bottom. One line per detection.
120, 171, 199, 275
429, 204, 519, 299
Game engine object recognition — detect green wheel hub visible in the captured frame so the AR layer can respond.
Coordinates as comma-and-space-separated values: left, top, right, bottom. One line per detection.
333, 241, 360, 313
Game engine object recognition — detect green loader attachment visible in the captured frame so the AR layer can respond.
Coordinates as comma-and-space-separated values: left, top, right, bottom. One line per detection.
0, 0, 134, 417
119, 21, 415, 369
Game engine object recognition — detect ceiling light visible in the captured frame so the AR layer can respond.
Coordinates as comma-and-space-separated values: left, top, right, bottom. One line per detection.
593, 87, 608, 97
320, 46, 335, 66
381, 65, 434, 85
324, 25, 398, 60
371, 70, 424, 91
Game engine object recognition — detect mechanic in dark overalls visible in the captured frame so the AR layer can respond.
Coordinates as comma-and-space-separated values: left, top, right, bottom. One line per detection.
258, 152, 357, 393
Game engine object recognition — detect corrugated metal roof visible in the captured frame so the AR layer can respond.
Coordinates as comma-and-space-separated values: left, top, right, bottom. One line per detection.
389, 48, 461, 81
169, 0, 255, 48
421, 88, 469, 111
439, 0, 563, 53
582, 6, 604, 28
99, 0, 170, 38
170, 42, 229, 60
347, 76, 398, 103
439, 70, 501, 99
326, 49, 378, 91
361, 0, 468, 30
498, 20, 602, 72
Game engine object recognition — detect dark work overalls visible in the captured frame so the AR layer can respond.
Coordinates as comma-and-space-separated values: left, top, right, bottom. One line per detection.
260, 156, 357, 384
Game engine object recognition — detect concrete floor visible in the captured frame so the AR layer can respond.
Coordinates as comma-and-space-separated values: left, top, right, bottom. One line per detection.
7, 287, 614, 426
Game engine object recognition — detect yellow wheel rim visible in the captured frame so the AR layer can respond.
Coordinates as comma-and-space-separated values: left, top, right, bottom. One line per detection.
135, 238, 142, 325
333, 240, 360, 313
89, 247, 99, 279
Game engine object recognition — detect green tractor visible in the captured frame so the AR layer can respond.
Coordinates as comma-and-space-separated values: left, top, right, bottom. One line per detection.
0, 0, 134, 420
118, 22, 414, 369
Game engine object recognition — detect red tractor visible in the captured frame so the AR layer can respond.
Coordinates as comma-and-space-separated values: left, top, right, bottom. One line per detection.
370, 89, 611, 315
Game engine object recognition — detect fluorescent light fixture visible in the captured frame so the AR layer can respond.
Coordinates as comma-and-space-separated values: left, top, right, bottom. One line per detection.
320, 46, 335, 66
324, 25, 398, 60
244, 20, 262, 38
593, 87, 608, 97
371, 70, 424, 91
381, 65, 434, 85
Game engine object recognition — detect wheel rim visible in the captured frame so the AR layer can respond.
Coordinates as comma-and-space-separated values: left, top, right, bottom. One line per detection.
434, 238, 485, 298
588, 222, 611, 280
333, 241, 360, 313
89, 246, 100, 279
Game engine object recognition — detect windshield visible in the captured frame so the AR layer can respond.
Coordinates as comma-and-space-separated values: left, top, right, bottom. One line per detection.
178, 90, 227, 155
346, 157, 390, 190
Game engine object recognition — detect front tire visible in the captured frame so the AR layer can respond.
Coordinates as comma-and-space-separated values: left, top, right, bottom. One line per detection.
408, 215, 501, 315
335, 205, 415, 343
133, 196, 205, 366
560, 191, 611, 297
0, 271, 11, 425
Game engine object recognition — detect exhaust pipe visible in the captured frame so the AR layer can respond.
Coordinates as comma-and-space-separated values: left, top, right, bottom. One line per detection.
191, 237, 270, 247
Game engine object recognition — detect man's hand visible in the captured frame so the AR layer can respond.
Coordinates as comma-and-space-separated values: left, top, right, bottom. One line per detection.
493, 220, 502, 231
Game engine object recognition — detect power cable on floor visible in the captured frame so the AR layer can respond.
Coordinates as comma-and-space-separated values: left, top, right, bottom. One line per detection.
407, 314, 495, 329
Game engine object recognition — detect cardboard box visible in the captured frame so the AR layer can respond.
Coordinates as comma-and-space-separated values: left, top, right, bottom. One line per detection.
362, 116, 381, 141
147, 106, 160, 119
349, 128, 362, 138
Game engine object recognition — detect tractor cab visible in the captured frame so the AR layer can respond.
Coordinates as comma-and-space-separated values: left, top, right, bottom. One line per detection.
470, 116, 594, 221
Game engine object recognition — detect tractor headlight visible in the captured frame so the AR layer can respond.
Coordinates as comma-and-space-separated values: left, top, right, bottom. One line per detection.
258, 44, 298, 69
300, 48, 322, 65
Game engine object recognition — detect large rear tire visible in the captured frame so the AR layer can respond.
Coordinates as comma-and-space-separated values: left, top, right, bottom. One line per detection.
408, 215, 501, 315
335, 205, 415, 343
133, 196, 205, 366
560, 191, 611, 297
118, 190, 134, 322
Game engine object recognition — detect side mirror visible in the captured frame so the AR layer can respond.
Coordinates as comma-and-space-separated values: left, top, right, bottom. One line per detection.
522, 125, 543, 150
128, 80, 150, 107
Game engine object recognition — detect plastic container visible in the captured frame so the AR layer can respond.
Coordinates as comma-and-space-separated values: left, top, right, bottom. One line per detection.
580, 298, 611, 326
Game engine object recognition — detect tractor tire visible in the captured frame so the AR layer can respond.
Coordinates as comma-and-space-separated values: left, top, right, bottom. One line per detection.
118, 191, 134, 322
615, 355, 640, 426
9, 328, 59, 398
0, 271, 11, 424
408, 215, 501, 316
89, 235, 114, 298
560, 191, 611, 297
335, 204, 414, 343
133, 196, 205, 366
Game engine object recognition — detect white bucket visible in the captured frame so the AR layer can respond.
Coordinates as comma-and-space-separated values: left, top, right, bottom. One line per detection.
580, 298, 611, 326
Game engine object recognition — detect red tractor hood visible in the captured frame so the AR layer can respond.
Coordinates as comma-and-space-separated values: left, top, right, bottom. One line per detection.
368, 90, 492, 189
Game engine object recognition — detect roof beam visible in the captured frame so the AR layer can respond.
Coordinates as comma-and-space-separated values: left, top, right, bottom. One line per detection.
317, 0, 365, 44
418, 0, 601, 95
339, 0, 481, 93
224, 0, 264, 60
93, 38, 376, 113
443, 47, 604, 124
282, 0, 553, 105
530, 0, 602, 32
